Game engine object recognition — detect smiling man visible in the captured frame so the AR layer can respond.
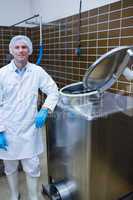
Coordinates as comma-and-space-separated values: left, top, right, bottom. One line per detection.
0, 35, 59, 200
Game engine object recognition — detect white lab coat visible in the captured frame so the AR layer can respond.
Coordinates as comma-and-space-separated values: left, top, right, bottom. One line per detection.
0, 60, 59, 160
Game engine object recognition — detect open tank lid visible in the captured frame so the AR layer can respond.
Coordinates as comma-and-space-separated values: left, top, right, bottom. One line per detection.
60, 46, 133, 98
83, 46, 133, 93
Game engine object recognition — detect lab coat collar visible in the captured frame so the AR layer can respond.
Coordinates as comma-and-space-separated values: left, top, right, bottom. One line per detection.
9, 60, 32, 73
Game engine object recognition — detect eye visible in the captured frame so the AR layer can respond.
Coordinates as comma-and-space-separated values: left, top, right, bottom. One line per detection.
21, 45, 28, 49
15, 45, 19, 49
14, 45, 28, 50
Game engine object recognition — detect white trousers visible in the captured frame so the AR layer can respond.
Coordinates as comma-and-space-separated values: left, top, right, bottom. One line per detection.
3, 156, 40, 177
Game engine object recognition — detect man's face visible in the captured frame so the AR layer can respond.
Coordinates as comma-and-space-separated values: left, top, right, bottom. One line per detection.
11, 42, 29, 63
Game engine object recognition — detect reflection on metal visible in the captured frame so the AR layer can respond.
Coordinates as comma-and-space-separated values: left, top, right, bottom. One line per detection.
42, 47, 133, 200
118, 191, 133, 199
60, 82, 99, 97
44, 93, 133, 200
42, 180, 77, 200
83, 46, 133, 92
127, 49, 133, 57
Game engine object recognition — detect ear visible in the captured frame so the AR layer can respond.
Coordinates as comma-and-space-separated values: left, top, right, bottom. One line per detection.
9, 46, 14, 56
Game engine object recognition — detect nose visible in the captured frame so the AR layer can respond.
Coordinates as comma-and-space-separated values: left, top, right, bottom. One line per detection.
19, 47, 24, 52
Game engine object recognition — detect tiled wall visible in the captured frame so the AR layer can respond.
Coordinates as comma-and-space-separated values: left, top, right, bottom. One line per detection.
32, 0, 133, 95
0, 0, 132, 95
0, 0, 132, 174
0, 0, 132, 176
0, 26, 32, 67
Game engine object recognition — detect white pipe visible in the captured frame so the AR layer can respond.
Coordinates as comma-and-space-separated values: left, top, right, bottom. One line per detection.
123, 67, 133, 81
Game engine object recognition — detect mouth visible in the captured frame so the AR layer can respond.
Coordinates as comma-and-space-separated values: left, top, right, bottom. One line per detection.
17, 55, 26, 58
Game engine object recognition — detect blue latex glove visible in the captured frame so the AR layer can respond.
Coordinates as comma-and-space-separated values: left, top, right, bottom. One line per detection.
35, 108, 48, 128
0, 132, 8, 151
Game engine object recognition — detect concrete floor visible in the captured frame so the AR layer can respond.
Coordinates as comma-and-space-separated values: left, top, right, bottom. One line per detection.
0, 129, 48, 200
0, 154, 48, 200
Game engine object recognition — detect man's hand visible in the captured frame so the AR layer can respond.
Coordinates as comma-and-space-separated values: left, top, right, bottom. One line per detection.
35, 108, 48, 128
0, 132, 8, 151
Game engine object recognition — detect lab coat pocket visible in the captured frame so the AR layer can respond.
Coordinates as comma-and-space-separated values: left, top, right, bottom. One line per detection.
22, 91, 38, 118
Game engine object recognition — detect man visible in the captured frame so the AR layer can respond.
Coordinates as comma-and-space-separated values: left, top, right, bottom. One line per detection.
0, 35, 59, 200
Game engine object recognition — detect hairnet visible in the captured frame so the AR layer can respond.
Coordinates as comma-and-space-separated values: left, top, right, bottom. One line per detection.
9, 35, 33, 55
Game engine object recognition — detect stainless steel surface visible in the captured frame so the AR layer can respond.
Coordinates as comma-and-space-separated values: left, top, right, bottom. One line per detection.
83, 46, 133, 92
43, 47, 133, 200
60, 82, 98, 97
45, 92, 133, 200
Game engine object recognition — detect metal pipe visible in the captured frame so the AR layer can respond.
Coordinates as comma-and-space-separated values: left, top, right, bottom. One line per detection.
42, 22, 61, 26
39, 15, 42, 46
25, 21, 61, 26
11, 14, 39, 27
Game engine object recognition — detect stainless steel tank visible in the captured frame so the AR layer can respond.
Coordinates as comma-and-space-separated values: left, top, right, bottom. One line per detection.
42, 46, 133, 200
